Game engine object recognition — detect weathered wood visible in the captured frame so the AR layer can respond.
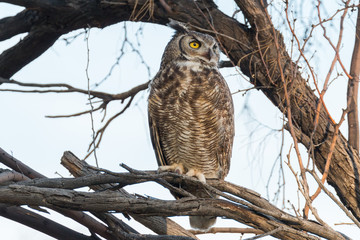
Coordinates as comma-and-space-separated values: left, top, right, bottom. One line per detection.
0, 183, 339, 240
0, 203, 96, 240
61, 151, 199, 239
0, 147, 128, 240
2, 151, 338, 239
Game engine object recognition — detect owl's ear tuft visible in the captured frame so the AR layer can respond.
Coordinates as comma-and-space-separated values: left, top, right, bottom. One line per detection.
168, 19, 189, 33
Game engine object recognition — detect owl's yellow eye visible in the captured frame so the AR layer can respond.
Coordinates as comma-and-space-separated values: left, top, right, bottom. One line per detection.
189, 41, 201, 49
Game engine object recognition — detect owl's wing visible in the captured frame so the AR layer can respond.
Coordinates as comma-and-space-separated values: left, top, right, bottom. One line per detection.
148, 113, 167, 167
217, 82, 234, 180
219, 127, 233, 179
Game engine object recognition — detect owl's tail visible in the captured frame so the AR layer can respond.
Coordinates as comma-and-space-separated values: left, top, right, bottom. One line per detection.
170, 178, 218, 230
189, 216, 217, 230
188, 190, 218, 230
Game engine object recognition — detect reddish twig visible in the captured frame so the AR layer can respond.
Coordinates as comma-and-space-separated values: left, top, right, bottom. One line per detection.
307, 108, 349, 211
302, 0, 352, 218
263, 0, 311, 210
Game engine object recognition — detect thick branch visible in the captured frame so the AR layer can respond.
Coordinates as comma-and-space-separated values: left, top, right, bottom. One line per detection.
0, 27, 61, 78
53, 152, 350, 239
0, 204, 97, 240
61, 151, 199, 239
347, 5, 360, 151
0, 177, 343, 240
0, 0, 65, 8
0, 147, 130, 240
222, 0, 360, 222
0, 10, 37, 41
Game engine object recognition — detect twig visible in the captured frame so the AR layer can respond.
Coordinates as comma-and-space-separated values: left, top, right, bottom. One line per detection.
307, 108, 349, 206
159, 0, 173, 14
307, 169, 360, 228
317, 0, 352, 79
189, 227, 263, 235
84, 28, 99, 167
264, 0, 312, 220
84, 96, 135, 160
284, 2, 336, 126
243, 227, 284, 240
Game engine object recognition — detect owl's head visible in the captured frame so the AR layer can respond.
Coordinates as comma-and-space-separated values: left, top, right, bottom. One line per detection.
161, 21, 220, 68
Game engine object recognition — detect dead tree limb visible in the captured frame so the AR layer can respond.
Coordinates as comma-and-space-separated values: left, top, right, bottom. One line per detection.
0, 152, 348, 240
0, 203, 98, 240
61, 151, 199, 239
0, 147, 135, 240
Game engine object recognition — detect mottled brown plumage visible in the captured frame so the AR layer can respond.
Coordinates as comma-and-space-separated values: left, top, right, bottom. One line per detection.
148, 27, 234, 229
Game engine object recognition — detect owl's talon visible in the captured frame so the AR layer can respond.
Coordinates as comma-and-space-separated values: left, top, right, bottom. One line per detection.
186, 169, 206, 183
158, 163, 184, 175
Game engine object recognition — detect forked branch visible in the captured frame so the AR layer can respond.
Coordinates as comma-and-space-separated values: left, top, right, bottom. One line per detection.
0, 150, 349, 240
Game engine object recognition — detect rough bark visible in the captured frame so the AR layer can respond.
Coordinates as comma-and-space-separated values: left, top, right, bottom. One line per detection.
0, 150, 347, 240
0, 203, 96, 240
0, 147, 138, 240
61, 151, 199, 239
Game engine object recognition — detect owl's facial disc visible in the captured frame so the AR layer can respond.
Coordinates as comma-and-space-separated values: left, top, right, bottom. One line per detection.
180, 34, 219, 66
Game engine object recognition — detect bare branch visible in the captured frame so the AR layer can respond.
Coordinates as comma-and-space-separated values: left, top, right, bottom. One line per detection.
0, 170, 29, 183
0, 147, 131, 240
347, 4, 360, 151
84, 96, 135, 159
0, 0, 65, 8
307, 170, 360, 228
0, 166, 346, 240
0, 28, 61, 78
189, 227, 263, 235
0, 77, 149, 129
61, 151, 199, 239
0, 204, 98, 240
61, 152, 347, 240
0, 11, 34, 41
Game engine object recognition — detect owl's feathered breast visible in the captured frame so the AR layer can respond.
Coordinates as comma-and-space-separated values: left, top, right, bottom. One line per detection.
148, 61, 234, 180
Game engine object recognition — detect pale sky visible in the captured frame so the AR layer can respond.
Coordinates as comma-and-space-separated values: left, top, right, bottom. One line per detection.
0, 1, 359, 239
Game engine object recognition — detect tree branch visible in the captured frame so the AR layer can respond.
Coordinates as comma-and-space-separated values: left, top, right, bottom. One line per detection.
0, 147, 133, 240
6, 151, 343, 240
0, 204, 98, 240
0, 10, 37, 41
347, 4, 360, 151
61, 151, 199, 239
0, 27, 61, 78
0, 171, 345, 240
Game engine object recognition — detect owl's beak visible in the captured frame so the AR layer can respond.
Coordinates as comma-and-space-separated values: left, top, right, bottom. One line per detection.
206, 49, 214, 61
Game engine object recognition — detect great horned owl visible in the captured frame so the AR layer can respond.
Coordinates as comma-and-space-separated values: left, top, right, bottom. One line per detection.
148, 23, 234, 230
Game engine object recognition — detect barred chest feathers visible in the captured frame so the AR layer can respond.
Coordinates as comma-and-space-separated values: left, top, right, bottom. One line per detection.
147, 28, 234, 230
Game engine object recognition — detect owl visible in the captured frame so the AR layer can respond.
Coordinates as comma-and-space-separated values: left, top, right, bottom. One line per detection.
148, 22, 234, 230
